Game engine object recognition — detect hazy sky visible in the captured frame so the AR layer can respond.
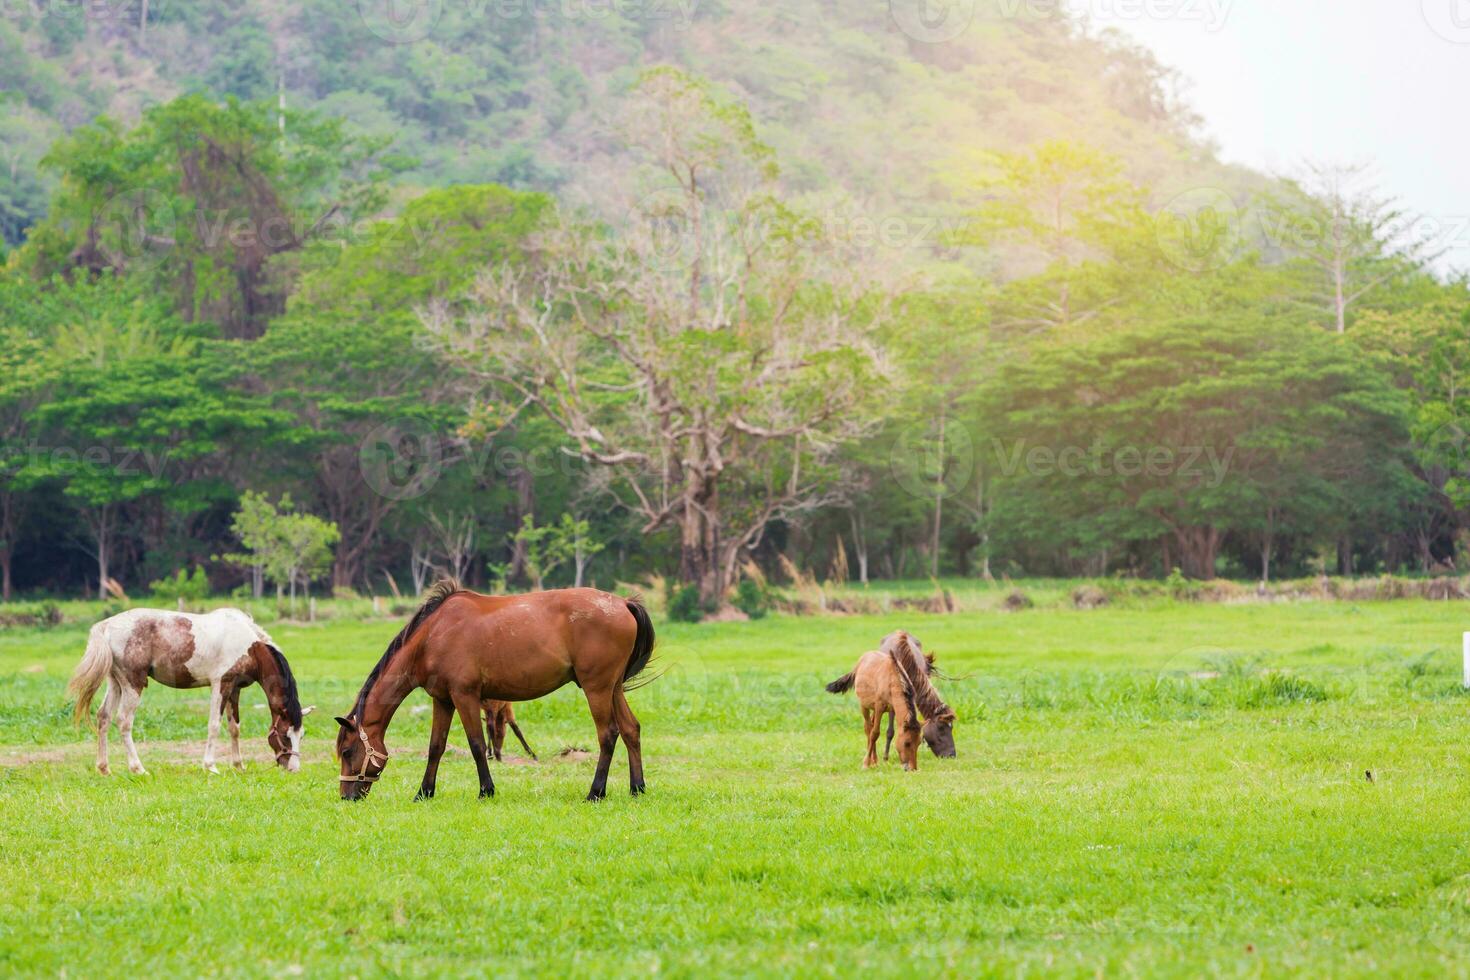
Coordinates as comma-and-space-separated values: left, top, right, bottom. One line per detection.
1067, 0, 1469, 272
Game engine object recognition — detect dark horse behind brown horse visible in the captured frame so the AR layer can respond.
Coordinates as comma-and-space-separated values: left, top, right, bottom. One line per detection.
334, 580, 655, 802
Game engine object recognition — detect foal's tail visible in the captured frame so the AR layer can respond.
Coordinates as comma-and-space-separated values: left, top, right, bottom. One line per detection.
825, 671, 856, 695
622, 598, 658, 691
68, 624, 113, 728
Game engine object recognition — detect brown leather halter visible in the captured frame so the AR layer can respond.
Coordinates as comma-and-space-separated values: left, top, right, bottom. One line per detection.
341, 726, 389, 785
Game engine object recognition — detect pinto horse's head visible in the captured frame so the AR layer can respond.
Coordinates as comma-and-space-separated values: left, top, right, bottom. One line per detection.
267, 707, 312, 772
335, 715, 388, 800
252, 642, 310, 771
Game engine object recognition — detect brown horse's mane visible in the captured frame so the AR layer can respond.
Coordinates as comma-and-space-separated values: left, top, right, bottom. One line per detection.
351, 578, 464, 720
885, 632, 955, 724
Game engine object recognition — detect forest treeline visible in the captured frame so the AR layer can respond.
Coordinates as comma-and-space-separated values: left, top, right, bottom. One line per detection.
2, 59, 1468, 602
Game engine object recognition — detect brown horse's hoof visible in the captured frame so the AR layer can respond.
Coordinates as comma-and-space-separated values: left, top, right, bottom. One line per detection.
97, 763, 111, 776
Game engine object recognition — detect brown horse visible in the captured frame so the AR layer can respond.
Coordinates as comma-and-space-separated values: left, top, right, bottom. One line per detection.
334, 580, 654, 801
825, 630, 956, 770
482, 699, 537, 762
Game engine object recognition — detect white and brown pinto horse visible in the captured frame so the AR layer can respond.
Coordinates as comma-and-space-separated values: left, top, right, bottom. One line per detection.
68, 608, 311, 775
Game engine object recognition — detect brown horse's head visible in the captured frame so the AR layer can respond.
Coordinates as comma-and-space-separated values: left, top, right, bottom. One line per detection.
334, 715, 388, 800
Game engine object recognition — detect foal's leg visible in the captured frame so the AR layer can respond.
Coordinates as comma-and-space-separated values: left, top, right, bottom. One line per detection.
862, 705, 880, 769
116, 685, 148, 775
509, 717, 538, 762
95, 682, 119, 776
203, 680, 224, 774
613, 688, 643, 795
896, 701, 921, 772
583, 686, 619, 802
452, 694, 495, 798
882, 710, 895, 761
490, 710, 506, 762
416, 698, 454, 801
224, 687, 243, 771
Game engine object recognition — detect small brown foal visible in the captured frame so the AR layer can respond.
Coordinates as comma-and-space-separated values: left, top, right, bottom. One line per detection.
482, 699, 538, 762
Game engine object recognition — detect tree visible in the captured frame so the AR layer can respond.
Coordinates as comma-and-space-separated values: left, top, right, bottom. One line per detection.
510, 513, 600, 591
225, 491, 339, 601
29, 95, 393, 339
256, 184, 548, 589
22, 276, 270, 596
428, 69, 892, 604
1354, 285, 1470, 569
1263, 162, 1430, 335
984, 315, 1414, 579
950, 140, 1145, 334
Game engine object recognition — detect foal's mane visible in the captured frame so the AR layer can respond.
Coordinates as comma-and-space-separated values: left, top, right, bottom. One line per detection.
350, 578, 463, 720
884, 632, 954, 724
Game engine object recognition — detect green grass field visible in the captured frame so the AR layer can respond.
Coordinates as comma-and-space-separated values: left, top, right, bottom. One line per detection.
3, 599, 1470, 976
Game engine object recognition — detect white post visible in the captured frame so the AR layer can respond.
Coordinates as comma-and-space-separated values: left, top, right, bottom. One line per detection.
1463, 632, 1470, 689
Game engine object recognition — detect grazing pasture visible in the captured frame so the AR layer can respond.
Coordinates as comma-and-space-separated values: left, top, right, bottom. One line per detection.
2, 599, 1470, 975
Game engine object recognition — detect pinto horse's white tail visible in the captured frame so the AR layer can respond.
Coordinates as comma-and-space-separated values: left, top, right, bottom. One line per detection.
68, 624, 113, 727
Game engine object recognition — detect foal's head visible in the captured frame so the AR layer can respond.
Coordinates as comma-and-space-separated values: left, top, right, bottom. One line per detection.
334, 715, 388, 801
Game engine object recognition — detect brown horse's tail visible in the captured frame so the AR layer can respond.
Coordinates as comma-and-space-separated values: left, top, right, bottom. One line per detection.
622, 598, 658, 690
68, 623, 113, 728
825, 671, 855, 695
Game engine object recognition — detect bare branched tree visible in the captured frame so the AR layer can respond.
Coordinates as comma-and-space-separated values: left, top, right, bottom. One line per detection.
425, 69, 895, 603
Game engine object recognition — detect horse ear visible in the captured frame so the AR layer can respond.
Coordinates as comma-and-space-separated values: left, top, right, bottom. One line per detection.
925, 652, 936, 667
302, 705, 317, 717
334, 716, 354, 731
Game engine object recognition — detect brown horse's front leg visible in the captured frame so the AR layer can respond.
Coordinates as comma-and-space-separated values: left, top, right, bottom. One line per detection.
583, 687, 619, 801
453, 695, 495, 798
416, 698, 454, 801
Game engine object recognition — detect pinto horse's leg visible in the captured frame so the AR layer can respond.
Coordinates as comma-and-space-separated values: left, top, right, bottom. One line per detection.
583, 686, 619, 802
224, 686, 243, 771
95, 681, 119, 776
203, 680, 224, 774
117, 684, 148, 776
613, 688, 643, 795
452, 694, 495, 798
416, 698, 454, 801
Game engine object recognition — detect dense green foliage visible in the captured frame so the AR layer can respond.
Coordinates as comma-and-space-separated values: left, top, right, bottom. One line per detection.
4, 603, 1470, 972
2, 5, 1468, 603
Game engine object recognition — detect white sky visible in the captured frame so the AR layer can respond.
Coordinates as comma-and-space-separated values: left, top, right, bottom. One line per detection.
1067, 0, 1470, 273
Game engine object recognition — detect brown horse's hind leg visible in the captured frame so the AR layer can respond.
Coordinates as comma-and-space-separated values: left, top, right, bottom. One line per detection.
416, 698, 454, 801
583, 686, 619, 801
452, 694, 495, 798
613, 688, 643, 795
